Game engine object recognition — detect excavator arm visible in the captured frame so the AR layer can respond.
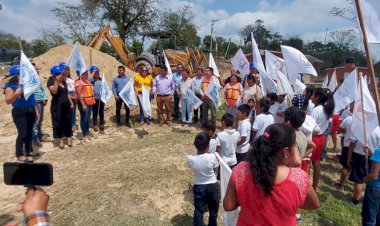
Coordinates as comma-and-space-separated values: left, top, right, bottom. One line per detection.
88, 24, 135, 70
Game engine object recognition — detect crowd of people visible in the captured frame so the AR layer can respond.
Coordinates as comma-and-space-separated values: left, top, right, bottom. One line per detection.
3, 57, 380, 225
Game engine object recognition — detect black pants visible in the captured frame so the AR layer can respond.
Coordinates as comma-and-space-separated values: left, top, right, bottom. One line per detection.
193, 94, 202, 123
193, 183, 219, 226
92, 99, 105, 125
51, 102, 73, 139
116, 98, 130, 123
173, 92, 180, 118
12, 108, 35, 157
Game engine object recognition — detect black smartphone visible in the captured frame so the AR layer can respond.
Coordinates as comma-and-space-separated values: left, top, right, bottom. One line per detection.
3, 162, 53, 186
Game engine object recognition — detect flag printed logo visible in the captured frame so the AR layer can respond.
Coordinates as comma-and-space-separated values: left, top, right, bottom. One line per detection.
205, 79, 221, 108
184, 87, 202, 110
119, 79, 137, 109
300, 55, 311, 69
100, 74, 112, 104
20, 51, 40, 100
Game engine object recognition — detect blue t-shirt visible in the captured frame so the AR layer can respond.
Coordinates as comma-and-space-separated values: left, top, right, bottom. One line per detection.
92, 79, 102, 100
3, 83, 35, 108
369, 148, 380, 188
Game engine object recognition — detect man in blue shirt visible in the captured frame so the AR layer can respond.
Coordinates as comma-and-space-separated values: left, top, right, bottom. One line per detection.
172, 64, 183, 119
112, 65, 131, 127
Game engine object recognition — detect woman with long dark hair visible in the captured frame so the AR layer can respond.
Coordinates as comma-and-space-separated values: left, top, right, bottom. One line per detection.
3, 65, 40, 161
47, 65, 74, 149
223, 124, 319, 225
310, 88, 335, 189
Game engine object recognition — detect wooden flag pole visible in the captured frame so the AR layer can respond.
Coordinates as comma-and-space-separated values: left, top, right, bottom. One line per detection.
355, 0, 380, 127
90, 49, 93, 67
358, 71, 369, 175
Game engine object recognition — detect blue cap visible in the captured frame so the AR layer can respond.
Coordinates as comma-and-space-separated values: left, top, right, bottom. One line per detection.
50, 65, 63, 75
249, 62, 255, 69
89, 65, 100, 73
9, 65, 20, 76
58, 62, 69, 70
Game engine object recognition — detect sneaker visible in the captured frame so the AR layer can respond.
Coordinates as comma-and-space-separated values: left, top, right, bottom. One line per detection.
99, 125, 105, 131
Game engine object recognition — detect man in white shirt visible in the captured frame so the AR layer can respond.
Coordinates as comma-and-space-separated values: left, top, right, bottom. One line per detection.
236, 104, 252, 163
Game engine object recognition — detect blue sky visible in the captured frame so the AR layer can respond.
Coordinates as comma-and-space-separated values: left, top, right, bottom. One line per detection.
0, 0, 356, 45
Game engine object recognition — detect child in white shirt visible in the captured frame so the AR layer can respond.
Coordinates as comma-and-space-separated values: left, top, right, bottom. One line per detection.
216, 113, 240, 168
252, 99, 275, 141
202, 120, 217, 153
187, 132, 219, 225
236, 104, 252, 163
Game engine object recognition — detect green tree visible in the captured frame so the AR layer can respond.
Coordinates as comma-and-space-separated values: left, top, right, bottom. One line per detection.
159, 5, 198, 50
82, 0, 158, 43
30, 39, 49, 56
129, 38, 143, 56
239, 19, 272, 49
52, 2, 99, 44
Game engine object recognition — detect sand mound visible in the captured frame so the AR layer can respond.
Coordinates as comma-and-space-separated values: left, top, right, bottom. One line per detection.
33, 44, 138, 83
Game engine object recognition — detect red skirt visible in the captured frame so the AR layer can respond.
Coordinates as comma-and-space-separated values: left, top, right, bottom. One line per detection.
330, 114, 341, 133
311, 134, 325, 161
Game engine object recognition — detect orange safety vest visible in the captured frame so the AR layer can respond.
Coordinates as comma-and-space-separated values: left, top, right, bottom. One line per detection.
78, 80, 95, 106
225, 83, 241, 106
201, 77, 212, 99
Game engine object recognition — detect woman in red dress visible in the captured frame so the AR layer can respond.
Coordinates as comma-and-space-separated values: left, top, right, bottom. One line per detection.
223, 124, 320, 226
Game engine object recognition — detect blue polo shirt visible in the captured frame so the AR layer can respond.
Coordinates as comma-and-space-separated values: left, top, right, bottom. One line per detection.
369, 148, 380, 189
3, 83, 35, 108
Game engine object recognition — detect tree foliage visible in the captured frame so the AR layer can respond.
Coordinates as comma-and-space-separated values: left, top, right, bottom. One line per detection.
158, 5, 199, 50
330, 0, 357, 23
52, 2, 99, 44
82, 0, 158, 43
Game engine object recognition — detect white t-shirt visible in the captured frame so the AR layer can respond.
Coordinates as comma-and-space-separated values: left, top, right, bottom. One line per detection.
187, 153, 219, 185
350, 135, 365, 155
252, 113, 275, 140
369, 127, 380, 151
301, 115, 319, 141
306, 100, 315, 116
269, 101, 287, 123
236, 119, 251, 154
311, 105, 329, 135
340, 108, 353, 121
216, 129, 240, 166
209, 137, 217, 154
340, 116, 353, 147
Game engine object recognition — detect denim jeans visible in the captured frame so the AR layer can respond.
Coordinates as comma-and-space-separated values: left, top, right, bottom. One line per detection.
193, 183, 219, 226
78, 104, 92, 137
362, 185, 380, 226
193, 94, 202, 122
181, 98, 192, 123
32, 101, 44, 142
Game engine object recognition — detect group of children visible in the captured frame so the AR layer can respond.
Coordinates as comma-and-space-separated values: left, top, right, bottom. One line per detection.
187, 82, 380, 225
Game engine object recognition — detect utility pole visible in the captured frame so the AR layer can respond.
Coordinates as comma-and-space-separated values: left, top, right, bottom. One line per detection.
209, 19, 219, 55
324, 28, 328, 44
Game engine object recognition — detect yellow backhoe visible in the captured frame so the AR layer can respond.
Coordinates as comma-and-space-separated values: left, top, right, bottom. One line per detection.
88, 25, 208, 76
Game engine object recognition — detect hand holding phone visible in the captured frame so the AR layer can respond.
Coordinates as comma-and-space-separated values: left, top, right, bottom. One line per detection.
17, 187, 50, 216
3, 162, 53, 186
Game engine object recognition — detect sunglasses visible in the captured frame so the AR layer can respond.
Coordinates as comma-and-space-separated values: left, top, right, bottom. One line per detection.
141, 70, 148, 72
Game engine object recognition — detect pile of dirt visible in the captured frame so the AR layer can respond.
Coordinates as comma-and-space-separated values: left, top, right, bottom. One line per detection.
31, 45, 139, 129
33, 44, 138, 83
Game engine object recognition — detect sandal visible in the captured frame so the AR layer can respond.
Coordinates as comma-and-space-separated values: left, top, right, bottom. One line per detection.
59, 138, 65, 149
27, 151, 40, 157
67, 137, 73, 147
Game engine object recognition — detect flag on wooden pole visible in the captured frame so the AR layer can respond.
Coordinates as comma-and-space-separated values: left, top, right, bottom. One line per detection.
209, 53, 220, 77
281, 45, 317, 84
333, 69, 357, 113
231, 48, 250, 76
351, 75, 379, 145
20, 51, 40, 100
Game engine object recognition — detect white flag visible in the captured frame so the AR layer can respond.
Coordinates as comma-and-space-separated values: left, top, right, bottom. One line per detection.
328, 70, 337, 92
209, 53, 220, 77
215, 153, 239, 226
100, 74, 112, 104
20, 51, 41, 100
66, 42, 87, 75
163, 50, 173, 76
139, 84, 152, 117
183, 87, 203, 110
351, 75, 379, 145
265, 50, 286, 80
277, 70, 294, 99
361, 0, 380, 43
205, 78, 221, 108
321, 75, 329, 89
231, 48, 250, 76
333, 70, 357, 113
294, 79, 306, 95
251, 33, 267, 79
119, 78, 138, 110
281, 45, 317, 84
